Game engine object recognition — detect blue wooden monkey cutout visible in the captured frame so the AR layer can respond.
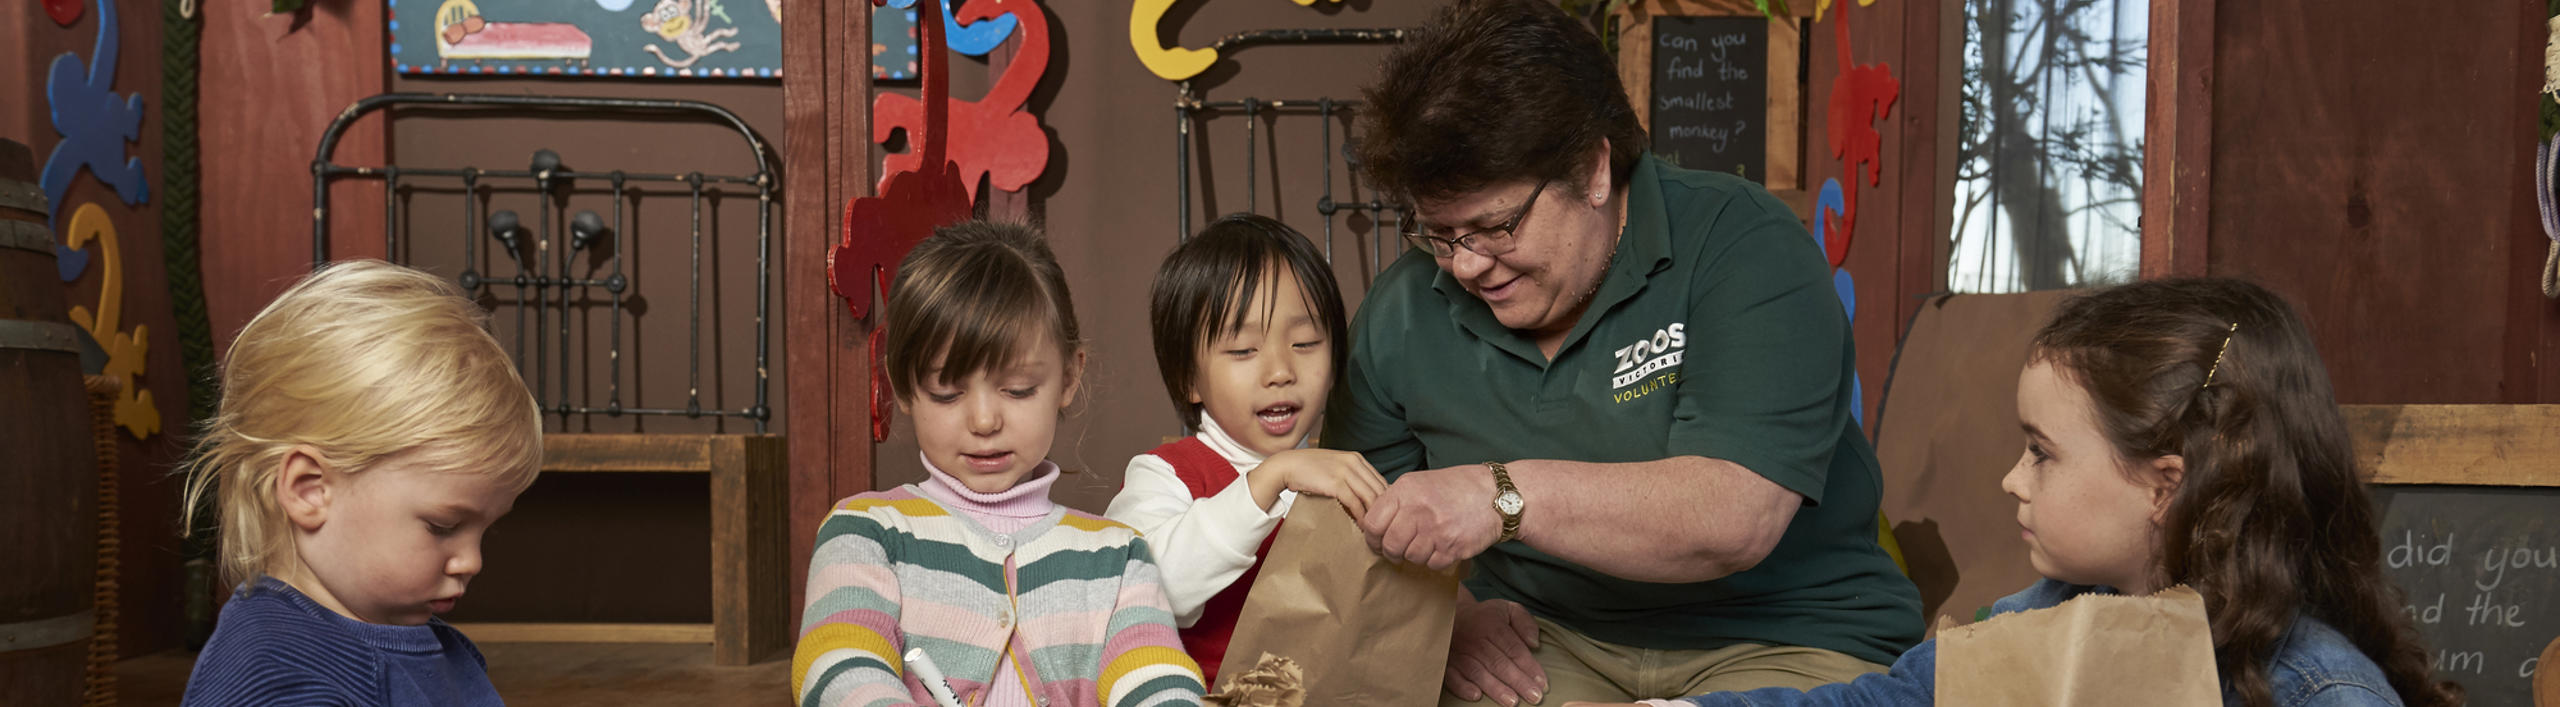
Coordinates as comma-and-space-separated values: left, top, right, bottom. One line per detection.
43, 0, 152, 241
1812, 178, 1846, 254
887, 0, 1017, 57
1809, 178, 1863, 427
1835, 268, 1861, 428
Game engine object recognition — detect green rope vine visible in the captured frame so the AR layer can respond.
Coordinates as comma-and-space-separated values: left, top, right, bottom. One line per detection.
162, 0, 218, 643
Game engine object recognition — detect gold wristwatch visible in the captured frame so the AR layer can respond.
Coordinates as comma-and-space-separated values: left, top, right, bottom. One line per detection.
1487, 461, 1524, 543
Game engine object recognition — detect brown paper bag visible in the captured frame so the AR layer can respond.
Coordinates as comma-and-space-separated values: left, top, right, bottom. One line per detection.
1214, 499, 1464, 706
1204, 654, 1306, 707
1937, 585, 2221, 706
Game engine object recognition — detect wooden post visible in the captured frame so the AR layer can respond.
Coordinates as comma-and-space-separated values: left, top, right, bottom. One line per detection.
782, 0, 877, 623
2139, 0, 2213, 278
710, 435, 791, 664
1894, 0, 1955, 365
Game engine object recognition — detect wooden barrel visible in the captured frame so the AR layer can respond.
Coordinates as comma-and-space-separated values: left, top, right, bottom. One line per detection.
0, 138, 100, 706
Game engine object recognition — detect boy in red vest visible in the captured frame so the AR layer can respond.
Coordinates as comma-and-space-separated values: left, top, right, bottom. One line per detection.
1106, 213, 1388, 686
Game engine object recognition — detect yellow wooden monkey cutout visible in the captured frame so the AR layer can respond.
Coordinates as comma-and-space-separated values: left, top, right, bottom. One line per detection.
64, 202, 160, 440
1131, 0, 1344, 82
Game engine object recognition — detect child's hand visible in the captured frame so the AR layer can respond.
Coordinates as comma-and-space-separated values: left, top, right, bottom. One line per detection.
1256, 449, 1389, 520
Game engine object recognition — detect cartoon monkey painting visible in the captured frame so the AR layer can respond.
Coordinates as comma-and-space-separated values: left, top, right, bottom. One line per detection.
640, 0, 741, 68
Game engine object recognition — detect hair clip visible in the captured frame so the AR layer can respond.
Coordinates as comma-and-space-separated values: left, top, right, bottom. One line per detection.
2202, 322, 2239, 388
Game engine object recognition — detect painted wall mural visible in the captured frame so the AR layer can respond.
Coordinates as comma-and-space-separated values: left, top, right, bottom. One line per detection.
874, 4, 920, 80
386, 0, 783, 78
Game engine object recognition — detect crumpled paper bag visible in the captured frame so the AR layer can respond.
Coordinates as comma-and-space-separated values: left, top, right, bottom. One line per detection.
1937, 584, 2221, 706
1204, 653, 1305, 707
1213, 499, 1464, 706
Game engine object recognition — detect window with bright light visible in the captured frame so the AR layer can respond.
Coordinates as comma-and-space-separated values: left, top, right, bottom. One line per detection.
1948, 0, 2147, 293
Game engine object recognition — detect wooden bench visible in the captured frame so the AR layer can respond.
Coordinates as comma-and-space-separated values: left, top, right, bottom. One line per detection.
450, 434, 790, 666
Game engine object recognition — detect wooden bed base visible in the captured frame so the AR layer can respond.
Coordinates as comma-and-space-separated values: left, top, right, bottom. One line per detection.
452, 434, 790, 666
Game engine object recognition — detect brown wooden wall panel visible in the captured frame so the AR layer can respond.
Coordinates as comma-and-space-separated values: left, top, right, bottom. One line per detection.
8, 0, 192, 658
1896, 0, 1955, 339
1805, 0, 1946, 432
2205, 1, 2555, 404
202, 0, 390, 353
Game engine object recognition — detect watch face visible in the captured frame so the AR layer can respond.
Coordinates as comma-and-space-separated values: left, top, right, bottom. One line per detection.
1494, 492, 1524, 516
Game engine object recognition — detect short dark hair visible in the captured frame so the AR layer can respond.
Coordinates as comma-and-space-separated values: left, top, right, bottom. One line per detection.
1356, 0, 1647, 204
1148, 214, 1350, 428
882, 220, 1082, 402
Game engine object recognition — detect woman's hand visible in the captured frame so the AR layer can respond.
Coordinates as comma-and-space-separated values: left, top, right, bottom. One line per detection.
1444, 596, 1547, 706
1360, 463, 1504, 570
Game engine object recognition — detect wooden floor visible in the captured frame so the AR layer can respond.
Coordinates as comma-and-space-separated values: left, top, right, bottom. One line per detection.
116, 642, 791, 706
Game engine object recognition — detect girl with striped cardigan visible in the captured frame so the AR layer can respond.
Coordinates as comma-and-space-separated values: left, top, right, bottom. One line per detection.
793, 222, 1205, 707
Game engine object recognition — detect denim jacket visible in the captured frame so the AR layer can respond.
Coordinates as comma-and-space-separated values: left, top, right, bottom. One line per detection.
1679, 579, 2402, 707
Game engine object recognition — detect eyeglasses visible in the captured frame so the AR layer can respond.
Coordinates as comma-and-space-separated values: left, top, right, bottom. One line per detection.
1398, 178, 1550, 258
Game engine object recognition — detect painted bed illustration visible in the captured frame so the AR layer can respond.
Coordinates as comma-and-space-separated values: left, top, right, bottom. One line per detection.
435, 0, 594, 66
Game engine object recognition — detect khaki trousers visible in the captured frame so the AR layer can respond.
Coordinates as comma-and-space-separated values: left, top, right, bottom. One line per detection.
1437, 616, 1890, 706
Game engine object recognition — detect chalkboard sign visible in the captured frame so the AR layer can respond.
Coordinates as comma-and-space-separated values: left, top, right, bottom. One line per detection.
1648, 16, 1768, 181
2376, 485, 2560, 705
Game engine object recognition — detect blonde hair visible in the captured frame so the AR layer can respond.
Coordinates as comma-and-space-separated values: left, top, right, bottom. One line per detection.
183, 260, 542, 588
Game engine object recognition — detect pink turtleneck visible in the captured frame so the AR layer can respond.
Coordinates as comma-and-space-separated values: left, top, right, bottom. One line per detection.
914, 453, 1061, 535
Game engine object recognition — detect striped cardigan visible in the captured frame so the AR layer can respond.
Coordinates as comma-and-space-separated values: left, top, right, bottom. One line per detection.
793, 486, 1206, 707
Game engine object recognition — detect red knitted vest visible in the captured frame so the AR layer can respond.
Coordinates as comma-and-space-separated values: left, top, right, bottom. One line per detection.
1146, 436, 1280, 687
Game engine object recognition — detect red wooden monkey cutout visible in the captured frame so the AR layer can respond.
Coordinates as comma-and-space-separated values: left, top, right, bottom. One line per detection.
829, 0, 975, 440
1821, 6, 1898, 266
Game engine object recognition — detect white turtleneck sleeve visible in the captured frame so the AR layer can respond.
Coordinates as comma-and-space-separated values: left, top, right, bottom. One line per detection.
1102, 417, 1296, 627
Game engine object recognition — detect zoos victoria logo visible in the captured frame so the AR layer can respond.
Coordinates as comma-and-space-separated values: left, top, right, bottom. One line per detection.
1610, 323, 1686, 390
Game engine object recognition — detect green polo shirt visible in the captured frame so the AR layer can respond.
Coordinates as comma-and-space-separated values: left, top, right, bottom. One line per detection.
1323, 154, 1921, 666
